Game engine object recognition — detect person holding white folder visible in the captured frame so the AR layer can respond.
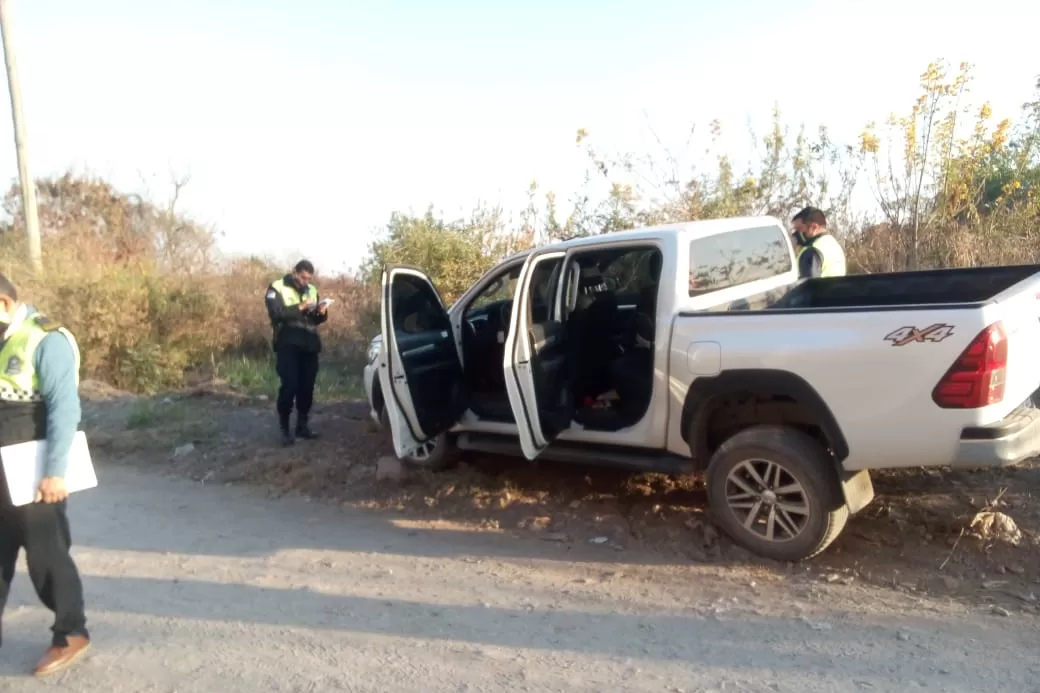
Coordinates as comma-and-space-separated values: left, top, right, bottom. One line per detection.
0, 274, 90, 678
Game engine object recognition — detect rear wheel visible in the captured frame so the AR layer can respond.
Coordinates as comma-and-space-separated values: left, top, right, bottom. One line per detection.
705, 425, 848, 562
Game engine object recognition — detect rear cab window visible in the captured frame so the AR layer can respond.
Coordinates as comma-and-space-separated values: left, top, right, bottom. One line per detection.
688, 224, 793, 310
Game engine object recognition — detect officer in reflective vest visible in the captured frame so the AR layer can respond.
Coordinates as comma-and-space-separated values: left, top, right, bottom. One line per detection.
265, 259, 329, 445
0, 274, 91, 677
791, 206, 847, 278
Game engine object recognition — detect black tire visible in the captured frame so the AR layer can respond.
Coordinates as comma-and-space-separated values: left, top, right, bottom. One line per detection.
705, 424, 849, 562
378, 406, 457, 471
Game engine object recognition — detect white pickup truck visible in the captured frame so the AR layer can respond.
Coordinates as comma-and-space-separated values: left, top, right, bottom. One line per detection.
363, 215, 1040, 561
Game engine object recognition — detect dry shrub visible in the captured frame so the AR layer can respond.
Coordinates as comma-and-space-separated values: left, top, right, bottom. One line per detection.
314, 278, 380, 362
0, 169, 381, 394
8, 242, 377, 393
220, 258, 278, 358
220, 258, 378, 365
8, 248, 233, 393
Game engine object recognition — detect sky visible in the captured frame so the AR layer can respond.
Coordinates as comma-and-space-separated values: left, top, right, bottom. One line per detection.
0, 0, 1037, 275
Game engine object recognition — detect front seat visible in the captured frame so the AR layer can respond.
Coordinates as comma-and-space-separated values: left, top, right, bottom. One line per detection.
567, 267, 619, 399
636, 252, 662, 321
626, 251, 661, 348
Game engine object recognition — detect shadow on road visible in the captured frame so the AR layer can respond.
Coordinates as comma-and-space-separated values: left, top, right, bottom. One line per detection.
3, 571, 1031, 691
69, 450, 1040, 615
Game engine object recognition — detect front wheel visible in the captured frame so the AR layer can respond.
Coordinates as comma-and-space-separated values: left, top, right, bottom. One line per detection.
401, 432, 457, 470
379, 407, 457, 471
705, 425, 849, 562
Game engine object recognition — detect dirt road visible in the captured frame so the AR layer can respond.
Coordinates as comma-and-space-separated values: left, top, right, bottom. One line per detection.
1, 464, 1037, 692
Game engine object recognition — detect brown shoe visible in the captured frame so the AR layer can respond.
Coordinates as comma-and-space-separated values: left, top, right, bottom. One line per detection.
33, 635, 91, 678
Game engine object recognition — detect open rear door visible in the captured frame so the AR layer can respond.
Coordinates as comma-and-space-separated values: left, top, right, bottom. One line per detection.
379, 266, 467, 458
503, 250, 571, 459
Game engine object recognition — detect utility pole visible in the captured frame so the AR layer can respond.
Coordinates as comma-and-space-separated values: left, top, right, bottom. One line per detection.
0, 0, 42, 274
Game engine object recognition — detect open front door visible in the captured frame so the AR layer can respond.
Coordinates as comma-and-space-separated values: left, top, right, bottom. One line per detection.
503, 250, 571, 459
379, 266, 467, 458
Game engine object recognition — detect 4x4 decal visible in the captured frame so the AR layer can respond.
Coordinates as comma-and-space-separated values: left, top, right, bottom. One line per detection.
884, 323, 955, 346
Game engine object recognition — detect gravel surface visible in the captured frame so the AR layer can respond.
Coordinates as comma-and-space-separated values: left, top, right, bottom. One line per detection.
1, 463, 1038, 692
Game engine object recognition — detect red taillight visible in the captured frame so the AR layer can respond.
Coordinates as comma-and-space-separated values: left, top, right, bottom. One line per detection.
932, 322, 1008, 409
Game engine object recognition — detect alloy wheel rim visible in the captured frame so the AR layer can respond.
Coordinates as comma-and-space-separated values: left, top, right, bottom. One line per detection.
724, 458, 811, 542
411, 440, 436, 461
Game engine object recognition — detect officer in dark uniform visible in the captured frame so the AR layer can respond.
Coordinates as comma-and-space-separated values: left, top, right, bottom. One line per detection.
265, 260, 329, 445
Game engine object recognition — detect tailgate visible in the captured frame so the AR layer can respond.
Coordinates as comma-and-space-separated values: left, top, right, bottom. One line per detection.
989, 272, 1040, 411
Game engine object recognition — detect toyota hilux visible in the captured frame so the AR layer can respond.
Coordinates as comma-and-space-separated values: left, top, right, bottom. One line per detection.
364, 216, 1040, 561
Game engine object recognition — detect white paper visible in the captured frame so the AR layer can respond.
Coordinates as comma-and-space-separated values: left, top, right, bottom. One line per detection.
318, 298, 334, 307
1, 431, 98, 506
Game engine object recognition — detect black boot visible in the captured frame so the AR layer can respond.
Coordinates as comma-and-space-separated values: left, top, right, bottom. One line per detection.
295, 413, 319, 440
279, 413, 295, 446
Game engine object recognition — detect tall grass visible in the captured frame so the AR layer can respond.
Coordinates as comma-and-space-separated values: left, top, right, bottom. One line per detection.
217, 354, 365, 400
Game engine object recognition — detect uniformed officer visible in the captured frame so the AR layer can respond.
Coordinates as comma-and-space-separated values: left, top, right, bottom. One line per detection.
790, 206, 847, 278
265, 259, 329, 445
0, 274, 91, 678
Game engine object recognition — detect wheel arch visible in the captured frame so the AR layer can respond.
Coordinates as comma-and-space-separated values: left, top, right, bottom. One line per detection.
681, 369, 850, 467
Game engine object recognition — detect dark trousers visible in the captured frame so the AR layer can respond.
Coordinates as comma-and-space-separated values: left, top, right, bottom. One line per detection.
0, 499, 89, 647
275, 345, 319, 423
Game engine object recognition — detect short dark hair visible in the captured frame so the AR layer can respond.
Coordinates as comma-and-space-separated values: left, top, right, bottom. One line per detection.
792, 206, 827, 228
294, 259, 315, 274
0, 273, 18, 301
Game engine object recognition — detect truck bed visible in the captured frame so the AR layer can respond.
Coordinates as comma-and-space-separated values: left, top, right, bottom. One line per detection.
772, 264, 1040, 310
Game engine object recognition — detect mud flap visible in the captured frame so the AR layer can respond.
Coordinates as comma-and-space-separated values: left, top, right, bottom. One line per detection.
840, 469, 875, 515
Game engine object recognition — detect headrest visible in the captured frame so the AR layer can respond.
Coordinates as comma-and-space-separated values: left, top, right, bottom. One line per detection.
647, 252, 662, 279
579, 264, 603, 285
579, 266, 610, 297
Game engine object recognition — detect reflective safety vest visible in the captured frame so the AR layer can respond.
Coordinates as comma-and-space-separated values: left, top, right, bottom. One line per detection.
0, 311, 81, 451
0, 312, 81, 403
270, 278, 318, 308
797, 233, 847, 277
267, 277, 322, 353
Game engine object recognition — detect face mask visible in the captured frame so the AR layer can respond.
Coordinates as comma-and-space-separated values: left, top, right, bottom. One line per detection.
791, 231, 807, 246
